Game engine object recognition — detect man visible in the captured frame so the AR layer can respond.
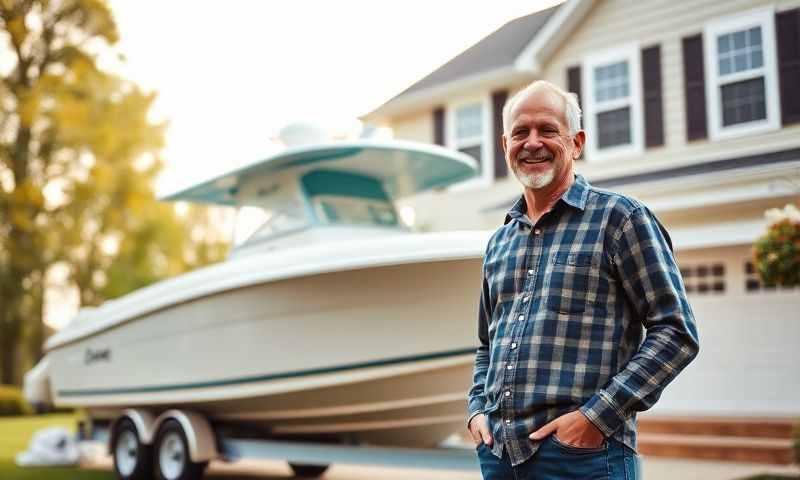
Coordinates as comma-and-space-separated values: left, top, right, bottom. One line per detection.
467, 80, 699, 479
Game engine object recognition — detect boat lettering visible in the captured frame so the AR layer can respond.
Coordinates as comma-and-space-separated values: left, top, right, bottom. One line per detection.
85, 348, 111, 365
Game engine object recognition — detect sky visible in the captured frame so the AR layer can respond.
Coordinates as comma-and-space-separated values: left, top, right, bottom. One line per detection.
107, 0, 564, 197
45, 0, 564, 330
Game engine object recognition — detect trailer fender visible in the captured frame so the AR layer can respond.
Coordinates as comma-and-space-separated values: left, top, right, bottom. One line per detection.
110, 409, 157, 452
154, 409, 218, 463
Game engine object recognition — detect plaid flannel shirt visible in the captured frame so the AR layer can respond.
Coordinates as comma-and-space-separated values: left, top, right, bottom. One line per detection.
467, 174, 699, 466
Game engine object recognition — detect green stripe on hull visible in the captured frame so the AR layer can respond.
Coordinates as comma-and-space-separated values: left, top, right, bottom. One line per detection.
58, 347, 476, 397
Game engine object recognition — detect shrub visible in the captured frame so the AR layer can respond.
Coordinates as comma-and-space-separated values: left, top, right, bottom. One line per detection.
0, 384, 32, 416
753, 205, 800, 287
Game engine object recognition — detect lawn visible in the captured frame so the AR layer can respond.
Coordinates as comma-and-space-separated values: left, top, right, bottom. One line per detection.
0, 413, 112, 480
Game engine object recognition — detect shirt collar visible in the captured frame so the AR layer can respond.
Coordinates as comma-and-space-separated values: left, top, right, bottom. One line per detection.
504, 174, 590, 225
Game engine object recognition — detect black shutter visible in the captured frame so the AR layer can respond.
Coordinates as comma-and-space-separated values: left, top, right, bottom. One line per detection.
682, 34, 708, 141
777, 8, 800, 125
567, 66, 582, 111
492, 90, 508, 179
642, 45, 664, 147
433, 107, 445, 146
566, 66, 584, 159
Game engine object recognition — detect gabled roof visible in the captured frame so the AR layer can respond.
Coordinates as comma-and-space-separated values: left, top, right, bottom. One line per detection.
398, 6, 558, 98
363, 0, 594, 123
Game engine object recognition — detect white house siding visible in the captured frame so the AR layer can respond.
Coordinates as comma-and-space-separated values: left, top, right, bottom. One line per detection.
539, 0, 800, 181
390, 111, 434, 144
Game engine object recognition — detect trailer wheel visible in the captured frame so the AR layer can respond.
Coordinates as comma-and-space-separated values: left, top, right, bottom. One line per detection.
154, 419, 207, 480
111, 418, 153, 480
289, 462, 330, 478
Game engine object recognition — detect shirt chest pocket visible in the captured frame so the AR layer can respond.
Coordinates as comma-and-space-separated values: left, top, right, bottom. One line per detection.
544, 252, 602, 314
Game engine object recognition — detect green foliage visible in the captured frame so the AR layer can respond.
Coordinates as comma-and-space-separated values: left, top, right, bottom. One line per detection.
0, 385, 31, 416
753, 216, 800, 288
0, 0, 230, 385
0, 413, 111, 479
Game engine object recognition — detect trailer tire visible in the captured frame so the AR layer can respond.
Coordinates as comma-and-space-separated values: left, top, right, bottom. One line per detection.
154, 419, 207, 480
289, 462, 330, 478
111, 417, 153, 480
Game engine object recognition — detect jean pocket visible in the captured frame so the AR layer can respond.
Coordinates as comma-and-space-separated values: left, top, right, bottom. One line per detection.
550, 434, 607, 454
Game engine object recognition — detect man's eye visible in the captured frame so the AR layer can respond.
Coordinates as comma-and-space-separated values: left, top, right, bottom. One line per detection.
512, 130, 527, 138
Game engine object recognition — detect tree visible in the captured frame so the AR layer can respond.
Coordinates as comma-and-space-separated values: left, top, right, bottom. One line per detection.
0, 0, 228, 385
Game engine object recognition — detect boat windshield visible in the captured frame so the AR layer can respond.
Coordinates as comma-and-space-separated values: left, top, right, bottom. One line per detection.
240, 203, 309, 245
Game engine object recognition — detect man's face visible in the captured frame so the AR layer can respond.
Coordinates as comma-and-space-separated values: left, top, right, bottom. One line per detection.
502, 88, 584, 191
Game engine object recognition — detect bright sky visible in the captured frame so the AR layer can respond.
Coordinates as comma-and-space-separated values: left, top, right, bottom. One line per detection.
108, 0, 564, 197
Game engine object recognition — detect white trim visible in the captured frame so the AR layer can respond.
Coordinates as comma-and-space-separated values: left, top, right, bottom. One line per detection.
514, 0, 593, 71
446, 95, 494, 190
703, 7, 781, 141
582, 43, 644, 162
362, 66, 530, 123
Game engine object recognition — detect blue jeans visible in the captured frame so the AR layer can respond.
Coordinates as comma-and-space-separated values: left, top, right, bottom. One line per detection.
476, 435, 639, 480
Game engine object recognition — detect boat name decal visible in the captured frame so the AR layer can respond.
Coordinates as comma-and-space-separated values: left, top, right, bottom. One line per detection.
85, 348, 111, 365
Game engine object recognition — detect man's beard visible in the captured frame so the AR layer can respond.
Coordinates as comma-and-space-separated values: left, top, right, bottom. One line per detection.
512, 148, 555, 189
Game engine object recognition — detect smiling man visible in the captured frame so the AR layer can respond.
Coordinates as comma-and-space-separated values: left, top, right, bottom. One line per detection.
466, 81, 700, 479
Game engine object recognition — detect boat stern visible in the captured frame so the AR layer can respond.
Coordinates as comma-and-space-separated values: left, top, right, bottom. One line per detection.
23, 356, 53, 413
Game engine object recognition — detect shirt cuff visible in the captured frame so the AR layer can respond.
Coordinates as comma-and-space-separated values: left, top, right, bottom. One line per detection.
466, 410, 483, 429
579, 391, 626, 438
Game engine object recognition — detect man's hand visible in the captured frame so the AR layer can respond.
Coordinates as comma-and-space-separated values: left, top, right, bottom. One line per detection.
528, 410, 604, 448
467, 413, 493, 447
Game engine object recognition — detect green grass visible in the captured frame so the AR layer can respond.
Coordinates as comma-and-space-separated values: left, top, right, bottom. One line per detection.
0, 413, 111, 480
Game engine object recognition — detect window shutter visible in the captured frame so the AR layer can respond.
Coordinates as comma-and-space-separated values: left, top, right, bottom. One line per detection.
567, 66, 582, 111
682, 34, 708, 141
492, 90, 508, 179
777, 8, 800, 125
433, 107, 445, 146
642, 45, 664, 147
566, 66, 584, 159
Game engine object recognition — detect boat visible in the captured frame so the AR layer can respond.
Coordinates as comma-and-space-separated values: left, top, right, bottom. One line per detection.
24, 140, 490, 478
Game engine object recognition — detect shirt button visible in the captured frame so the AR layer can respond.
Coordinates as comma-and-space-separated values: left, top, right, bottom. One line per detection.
505, 419, 512, 424
534, 228, 542, 235
507, 364, 513, 370
517, 314, 524, 321
523, 296, 529, 302
527, 269, 534, 275
504, 390, 511, 397
511, 342, 517, 349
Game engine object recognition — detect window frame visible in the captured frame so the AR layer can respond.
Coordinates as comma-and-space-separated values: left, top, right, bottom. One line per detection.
582, 43, 644, 162
703, 7, 781, 140
445, 95, 494, 190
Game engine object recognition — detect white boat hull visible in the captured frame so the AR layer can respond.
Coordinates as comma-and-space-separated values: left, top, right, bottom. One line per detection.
47, 256, 483, 447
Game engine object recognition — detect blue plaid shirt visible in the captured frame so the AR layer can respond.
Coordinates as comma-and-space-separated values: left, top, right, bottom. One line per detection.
468, 174, 699, 466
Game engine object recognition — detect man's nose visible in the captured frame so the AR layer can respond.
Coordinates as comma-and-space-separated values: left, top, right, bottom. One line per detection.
524, 131, 544, 149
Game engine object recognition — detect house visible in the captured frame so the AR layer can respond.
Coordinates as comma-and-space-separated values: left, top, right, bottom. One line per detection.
364, 0, 800, 464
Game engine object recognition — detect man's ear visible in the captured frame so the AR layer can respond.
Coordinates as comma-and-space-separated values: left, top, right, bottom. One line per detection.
501, 133, 508, 157
572, 131, 586, 160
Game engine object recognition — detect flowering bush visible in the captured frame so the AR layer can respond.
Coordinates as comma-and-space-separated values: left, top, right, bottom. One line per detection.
753, 204, 800, 287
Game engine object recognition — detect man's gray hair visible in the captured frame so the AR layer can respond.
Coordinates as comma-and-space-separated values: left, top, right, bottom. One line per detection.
502, 80, 582, 136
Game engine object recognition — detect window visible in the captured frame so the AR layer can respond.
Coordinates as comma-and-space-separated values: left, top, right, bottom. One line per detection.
446, 97, 492, 188
453, 102, 484, 166
681, 263, 725, 294
583, 44, 643, 161
704, 8, 780, 139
